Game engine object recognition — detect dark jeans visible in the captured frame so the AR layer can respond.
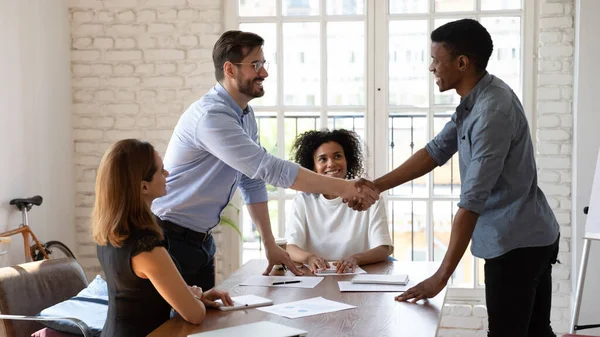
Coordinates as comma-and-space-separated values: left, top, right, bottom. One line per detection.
484, 235, 560, 337
155, 216, 216, 290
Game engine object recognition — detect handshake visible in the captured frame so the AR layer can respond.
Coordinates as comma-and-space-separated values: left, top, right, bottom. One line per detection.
340, 178, 381, 211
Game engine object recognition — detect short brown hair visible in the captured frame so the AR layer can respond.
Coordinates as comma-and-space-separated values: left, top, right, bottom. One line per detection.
91, 139, 163, 247
212, 30, 264, 81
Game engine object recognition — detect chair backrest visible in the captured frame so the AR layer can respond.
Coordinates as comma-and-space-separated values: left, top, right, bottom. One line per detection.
0, 258, 88, 337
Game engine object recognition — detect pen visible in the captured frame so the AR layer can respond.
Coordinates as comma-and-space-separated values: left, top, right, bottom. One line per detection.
272, 280, 301, 285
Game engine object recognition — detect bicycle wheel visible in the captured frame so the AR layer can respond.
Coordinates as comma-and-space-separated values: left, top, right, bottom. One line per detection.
32, 241, 76, 261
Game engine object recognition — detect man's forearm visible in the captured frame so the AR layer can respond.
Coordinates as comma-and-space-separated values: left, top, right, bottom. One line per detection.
286, 244, 314, 264
436, 208, 478, 281
352, 245, 393, 266
246, 202, 275, 245
374, 148, 438, 192
290, 167, 347, 195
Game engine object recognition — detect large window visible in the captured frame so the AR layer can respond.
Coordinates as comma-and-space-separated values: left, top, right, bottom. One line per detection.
226, 0, 531, 292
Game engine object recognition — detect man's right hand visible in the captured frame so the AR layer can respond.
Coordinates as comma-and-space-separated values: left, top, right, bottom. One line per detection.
343, 178, 380, 211
306, 254, 330, 273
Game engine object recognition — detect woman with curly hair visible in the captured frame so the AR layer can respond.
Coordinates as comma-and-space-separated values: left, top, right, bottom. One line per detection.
285, 129, 394, 274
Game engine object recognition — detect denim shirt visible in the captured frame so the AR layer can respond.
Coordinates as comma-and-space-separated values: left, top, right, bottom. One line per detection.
425, 73, 559, 259
151, 83, 300, 232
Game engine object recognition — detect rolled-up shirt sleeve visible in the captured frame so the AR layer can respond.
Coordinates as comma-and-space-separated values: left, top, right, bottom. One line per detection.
425, 117, 459, 166
194, 107, 300, 190
458, 110, 512, 214
238, 114, 268, 204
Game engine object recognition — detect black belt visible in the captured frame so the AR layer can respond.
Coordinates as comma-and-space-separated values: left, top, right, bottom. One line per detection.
157, 218, 212, 243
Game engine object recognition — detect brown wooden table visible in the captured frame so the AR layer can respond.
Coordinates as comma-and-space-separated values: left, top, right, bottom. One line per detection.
149, 259, 447, 337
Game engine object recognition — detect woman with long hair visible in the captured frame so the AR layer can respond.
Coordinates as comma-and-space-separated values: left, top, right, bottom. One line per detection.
92, 139, 232, 337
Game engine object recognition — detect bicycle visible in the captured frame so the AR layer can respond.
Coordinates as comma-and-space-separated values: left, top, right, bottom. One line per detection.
0, 195, 75, 262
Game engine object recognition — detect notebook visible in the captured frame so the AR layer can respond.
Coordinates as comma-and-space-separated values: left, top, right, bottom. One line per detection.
351, 274, 410, 285
214, 294, 273, 311
188, 321, 308, 337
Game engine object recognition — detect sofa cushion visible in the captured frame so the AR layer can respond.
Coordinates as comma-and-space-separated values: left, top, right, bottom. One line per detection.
37, 275, 108, 336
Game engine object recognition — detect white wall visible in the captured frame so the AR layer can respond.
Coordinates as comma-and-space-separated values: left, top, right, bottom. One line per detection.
572, 0, 600, 334
0, 0, 75, 266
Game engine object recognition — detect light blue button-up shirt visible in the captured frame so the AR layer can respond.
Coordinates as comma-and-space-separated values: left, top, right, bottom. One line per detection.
425, 73, 559, 259
151, 83, 300, 233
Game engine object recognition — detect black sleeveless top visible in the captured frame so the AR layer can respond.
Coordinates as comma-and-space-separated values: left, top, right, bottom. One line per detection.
97, 229, 172, 337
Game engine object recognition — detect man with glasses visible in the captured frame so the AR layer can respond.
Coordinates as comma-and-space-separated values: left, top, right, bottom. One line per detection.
151, 30, 379, 291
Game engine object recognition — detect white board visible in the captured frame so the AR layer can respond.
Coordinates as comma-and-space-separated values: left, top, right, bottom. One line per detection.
585, 148, 600, 240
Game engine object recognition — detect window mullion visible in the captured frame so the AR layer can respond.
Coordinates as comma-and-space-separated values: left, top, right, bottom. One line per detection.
320, 4, 327, 129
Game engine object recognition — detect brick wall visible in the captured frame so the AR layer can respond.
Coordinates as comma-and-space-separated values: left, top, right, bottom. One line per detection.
438, 0, 575, 335
69, 0, 224, 281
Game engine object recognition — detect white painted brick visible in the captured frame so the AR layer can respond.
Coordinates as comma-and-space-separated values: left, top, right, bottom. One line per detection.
561, 87, 573, 99
552, 295, 570, 308
440, 316, 483, 330
72, 64, 92, 76
541, 3, 564, 16
115, 116, 135, 129
72, 50, 101, 61
539, 60, 562, 72
148, 23, 176, 34
539, 170, 561, 182
187, 48, 212, 60
73, 129, 103, 140
564, 2, 574, 15
473, 305, 487, 318
146, 0, 186, 7
136, 116, 156, 128
443, 304, 472, 317
157, 9, 177, 21
106, 24, 145, 36
137, 9, 157, 22
538, 101, 571, 114
142, 76, 184, 87
69, 0, 103, 9
157, 115, 180, 128
538, 73, 573, 86
546, 197, 560, 209
105, 129, 144, 141
93, 37, 114, 49
115, 37, 136, 49
189, 23, 220, 34
115, 90, 135, 101
157, 90, 176, 101
137, 36, 157, 49
438, 329, 480, 337
73, 37, 93, 49
178, 63, 198, 73
94, 90, 115, 101
558, 115, 572, 127
560, 199, 572, 210
155, 35, 177, 48
539, 182, 570, 196
73, 90, 94, 102
144, 49, 185, 61
539, 45, 573, 58
114, 64, 135, 75
75, 207, 94, 218
73, 103, 102, 115
187, 0, 221, 9
104, 77, 141, 87
553, 265, 570, 280
135, 64, 156, 74
198, 10, 221, 23
540, 16, 573, 30
178, 9, 198, 20
76, 182, 96, 193
72, 24, 103, 36
93, 11, 115, 23
537, 129, 570, 141
559, 238, 570, 252
537, 115, 561, 128
103, 0, 139, 8
156, 63, 177, 74
539, 32, 561, 44
77, 244, 96, 257
560, 225, 572, 238
557, 280, 571, 294
537, 87, 561, 100
90, 64, 112, 75
138, 90, 157, 99
551, 308, 563, 321
105, 103, 140, 115
74, 142, 96, 154
560, 170, 572, 183
554, 211, 570, 225
105, 50, 142, 61
560, 144, 572, 155
117, 10, 135, 22
199, 34, 221, 47
179, 35, 199, 47
73, 116, 114, 129
562, 60, 573, 72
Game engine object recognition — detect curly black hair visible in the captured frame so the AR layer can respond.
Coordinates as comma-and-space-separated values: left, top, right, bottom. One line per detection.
290, 129, 364, 180
431, 18, 493, 73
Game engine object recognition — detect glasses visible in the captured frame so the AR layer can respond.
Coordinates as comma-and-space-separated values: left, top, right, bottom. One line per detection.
232, 61, 270, 73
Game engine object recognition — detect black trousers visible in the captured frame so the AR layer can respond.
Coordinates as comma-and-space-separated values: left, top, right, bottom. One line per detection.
155, 216, 216, 290
484, 235, 559, 337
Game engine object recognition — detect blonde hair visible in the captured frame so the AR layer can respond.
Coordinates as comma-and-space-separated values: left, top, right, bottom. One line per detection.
92, 139, 164, 247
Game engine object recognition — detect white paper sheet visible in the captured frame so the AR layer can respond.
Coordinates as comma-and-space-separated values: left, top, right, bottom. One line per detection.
337, 280, 415, 292
256, 296, 356, 319
311, 265, 367, 276
239, 275, 324, 289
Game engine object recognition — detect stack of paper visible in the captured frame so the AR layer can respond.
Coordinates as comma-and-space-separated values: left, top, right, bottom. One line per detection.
351, 274, 409, 285
215, 294, 273, 311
